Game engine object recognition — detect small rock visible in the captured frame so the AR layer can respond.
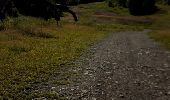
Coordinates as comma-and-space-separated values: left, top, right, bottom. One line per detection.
72, 69, 77, 72
119, 94, 125, 98
138, 52, 142, 55
154, 85, 159, 88
84, 71, 89, 75
106, 71, 111, 74
145, 51, 150, 54
97, 83, 101, 86
104, 61, 110, 64
92, 97, 96, 100
164, 64, 169, 68
115, 81, 119, 84
167, 91, 170, 95
51, 87, 56, 89
159, 91, 163, 95
102, 91, 104, 94
111, 98, 115, 100
131, 50, 134, 52
41, 97, 47, 100
34, 90, 39, 92
82, 98, 88, 100
82, 90, 88, 93
148, 74, 154, 77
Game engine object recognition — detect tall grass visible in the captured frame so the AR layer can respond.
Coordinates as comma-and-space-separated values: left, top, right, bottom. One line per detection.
148, 5, 170, 50
0, 16, 57, 38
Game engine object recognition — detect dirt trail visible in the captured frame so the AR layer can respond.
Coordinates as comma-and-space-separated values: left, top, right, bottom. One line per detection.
55, 30, 170, 100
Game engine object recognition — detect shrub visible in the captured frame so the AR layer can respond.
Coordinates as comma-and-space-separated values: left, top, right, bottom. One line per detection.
128, 0, 157, 15
54, 0, 105, 5
156, 0, 170, 5
165, 0, 170, 5
107, 0, 128, 7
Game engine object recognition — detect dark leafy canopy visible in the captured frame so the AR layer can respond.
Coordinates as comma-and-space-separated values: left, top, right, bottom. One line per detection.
0, 0, 78, 22
52, 0, 104, 5
156, 0, 170, 5
168, 0, 170, 4
0, 0, 18, 19
107, 0, 158, 15
165, 0, 170, 5
128, 0, 157, 15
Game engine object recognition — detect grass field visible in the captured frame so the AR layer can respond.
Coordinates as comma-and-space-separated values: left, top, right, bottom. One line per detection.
0, 1, 170, 99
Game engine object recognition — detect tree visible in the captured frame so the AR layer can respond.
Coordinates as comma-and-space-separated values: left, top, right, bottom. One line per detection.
0, 0, 78, 22
155, 0, 170, 5
0, 0, 18, 20
49, 0, 104, 5
128, 0, 157, 15
166, 0, 170, 5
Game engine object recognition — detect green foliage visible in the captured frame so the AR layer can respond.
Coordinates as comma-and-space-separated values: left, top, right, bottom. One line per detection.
107, 0, 128, 7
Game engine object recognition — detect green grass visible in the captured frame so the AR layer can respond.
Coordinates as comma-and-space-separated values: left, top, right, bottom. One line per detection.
149, 30, 170, 49
0, 22, 107, 99
0, 1, 150, 99
148, 5, 170, 50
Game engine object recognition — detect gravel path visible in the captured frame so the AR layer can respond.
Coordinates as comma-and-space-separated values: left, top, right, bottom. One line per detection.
55, 30, 170, 100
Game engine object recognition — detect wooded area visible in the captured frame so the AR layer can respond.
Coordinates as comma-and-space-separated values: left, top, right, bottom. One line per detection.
0, 0, 170, 20
0, 0, 78, 23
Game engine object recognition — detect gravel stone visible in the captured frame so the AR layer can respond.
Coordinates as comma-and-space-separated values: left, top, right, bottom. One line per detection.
55, 30, 170, 100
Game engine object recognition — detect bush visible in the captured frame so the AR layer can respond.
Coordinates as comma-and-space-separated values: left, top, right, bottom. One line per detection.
79, 0, 104, 4
128, 0, 157, 15
165, 0, 170, 5
54, 0, 105, 5
107, 0, 128, 7
156, 0, 170, 5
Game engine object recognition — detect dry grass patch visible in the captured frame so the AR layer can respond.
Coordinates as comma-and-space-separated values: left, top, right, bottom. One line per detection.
150, 30, 170, 49
147, 5, 170, 50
